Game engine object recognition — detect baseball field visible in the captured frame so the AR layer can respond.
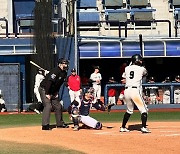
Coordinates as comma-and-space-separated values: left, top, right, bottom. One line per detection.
0, 109, 180, 154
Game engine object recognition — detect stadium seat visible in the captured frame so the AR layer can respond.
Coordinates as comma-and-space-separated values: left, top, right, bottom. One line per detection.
130, 8, 156, 26
105, 9, 129, 26
77, 9, 100, 29
172, 0, 180, 9
103, 0, 125, 9
127, 0, 150, 9
17, 17, 34, 33
77, 0, 97, 9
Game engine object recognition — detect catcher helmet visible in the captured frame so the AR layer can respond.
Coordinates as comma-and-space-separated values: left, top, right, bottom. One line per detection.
83, 87, 94, 95
131, 54, 143, 65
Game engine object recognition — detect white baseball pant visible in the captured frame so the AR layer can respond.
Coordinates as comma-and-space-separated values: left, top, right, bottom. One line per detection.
69, 89, 81, 104
80, 115, 98, 128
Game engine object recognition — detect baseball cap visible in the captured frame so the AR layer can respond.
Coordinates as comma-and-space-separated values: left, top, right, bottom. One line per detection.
175, 75, 180, 79
109, 77, 115, 81
94, 66, 100, 69
149, 76, 155, 81
71, 68, 76, 72
165, 76, 170, 82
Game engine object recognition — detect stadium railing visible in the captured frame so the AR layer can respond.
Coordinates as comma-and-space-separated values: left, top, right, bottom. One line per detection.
104, 82, 180, 106
14, 17, 67, 37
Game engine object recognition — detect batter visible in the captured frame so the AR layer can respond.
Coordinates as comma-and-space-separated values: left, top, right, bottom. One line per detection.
120, 54, 151, 133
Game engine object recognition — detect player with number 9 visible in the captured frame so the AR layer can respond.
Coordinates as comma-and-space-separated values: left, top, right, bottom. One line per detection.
120, 54, 151, 133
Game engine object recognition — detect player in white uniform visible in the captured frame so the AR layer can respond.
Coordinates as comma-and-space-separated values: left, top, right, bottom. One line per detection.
90, 66, 102, 104
120, 54, 150, 133
32, 69, 49, 114
34, 69, 45, 103
173, 75, 180, 104
144, 77, 161, 104
162, 77, 171, 104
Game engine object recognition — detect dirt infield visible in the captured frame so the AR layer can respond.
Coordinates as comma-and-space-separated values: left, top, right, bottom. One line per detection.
1, 122, 180, 154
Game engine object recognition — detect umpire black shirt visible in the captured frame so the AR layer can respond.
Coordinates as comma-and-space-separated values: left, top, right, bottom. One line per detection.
40, 66, 67, 96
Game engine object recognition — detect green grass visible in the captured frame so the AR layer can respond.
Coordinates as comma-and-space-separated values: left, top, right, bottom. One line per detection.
0, 140, 84, 154
0, 111, 180, 128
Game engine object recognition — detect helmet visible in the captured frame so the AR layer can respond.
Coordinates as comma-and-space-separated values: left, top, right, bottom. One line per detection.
83, 87, 94, 95
175, 75, 180, 80
37, 69, 43, 74
131, 54, 143, 65
71, 68, 76, 72
109, 77, 115, 81
149, 76, 155, 81
165, 76, 170, 82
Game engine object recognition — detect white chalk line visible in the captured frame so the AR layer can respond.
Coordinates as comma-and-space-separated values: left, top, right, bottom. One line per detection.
163, 134, 180, 136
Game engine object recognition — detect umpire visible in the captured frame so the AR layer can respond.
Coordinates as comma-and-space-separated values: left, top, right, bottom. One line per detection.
39, 58, 69, 130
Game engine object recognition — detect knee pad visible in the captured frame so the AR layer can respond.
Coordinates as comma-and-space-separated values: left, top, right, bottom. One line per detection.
95, 122, 102, 130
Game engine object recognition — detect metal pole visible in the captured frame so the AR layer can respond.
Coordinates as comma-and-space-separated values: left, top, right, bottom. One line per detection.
74, 0, 78, 72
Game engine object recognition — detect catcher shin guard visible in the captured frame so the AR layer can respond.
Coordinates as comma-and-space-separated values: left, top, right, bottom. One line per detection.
71, 106, 80, 126
95, 122, 102, 130
141, 112, 147, 128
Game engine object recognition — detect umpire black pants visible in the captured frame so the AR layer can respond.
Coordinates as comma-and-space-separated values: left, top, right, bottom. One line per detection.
39, 87, 64, 126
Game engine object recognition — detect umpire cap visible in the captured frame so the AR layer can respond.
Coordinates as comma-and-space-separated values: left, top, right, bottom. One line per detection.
58, 58, 69, 65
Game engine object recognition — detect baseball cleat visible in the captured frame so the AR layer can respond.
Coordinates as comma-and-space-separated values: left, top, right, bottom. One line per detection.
141, 127, 151, 133
42, 124, 52, 130
120, 127, 130, 132
73, 125, 79, 131
57, 124, 69, 128
34, 109, 40, 114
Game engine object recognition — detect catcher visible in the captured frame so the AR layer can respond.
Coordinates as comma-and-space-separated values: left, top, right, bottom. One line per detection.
68, 87, 105, 131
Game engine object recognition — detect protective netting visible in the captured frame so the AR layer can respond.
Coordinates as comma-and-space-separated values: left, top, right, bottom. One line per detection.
33, 0, 54, 70
28, 0, 55, 103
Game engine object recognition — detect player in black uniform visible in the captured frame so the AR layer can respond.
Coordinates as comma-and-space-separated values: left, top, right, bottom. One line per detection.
39, 58, 69, 130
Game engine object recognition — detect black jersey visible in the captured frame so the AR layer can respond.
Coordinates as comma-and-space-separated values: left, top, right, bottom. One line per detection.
40, 66, 67, 95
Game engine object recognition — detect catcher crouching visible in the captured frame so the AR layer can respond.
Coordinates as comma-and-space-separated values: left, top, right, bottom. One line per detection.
68, 87, 105, 131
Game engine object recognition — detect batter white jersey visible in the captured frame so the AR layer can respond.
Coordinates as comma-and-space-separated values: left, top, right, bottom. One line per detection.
124, 65, 147, 88
34, 74, 45, 88
123, 65, 148, 114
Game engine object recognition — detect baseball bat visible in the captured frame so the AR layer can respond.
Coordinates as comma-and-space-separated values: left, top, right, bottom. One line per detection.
30, 61, 46, 71
139, 34, 143, 56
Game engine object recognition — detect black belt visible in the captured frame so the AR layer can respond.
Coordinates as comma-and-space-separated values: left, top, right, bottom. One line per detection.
125, 86, 137, 89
